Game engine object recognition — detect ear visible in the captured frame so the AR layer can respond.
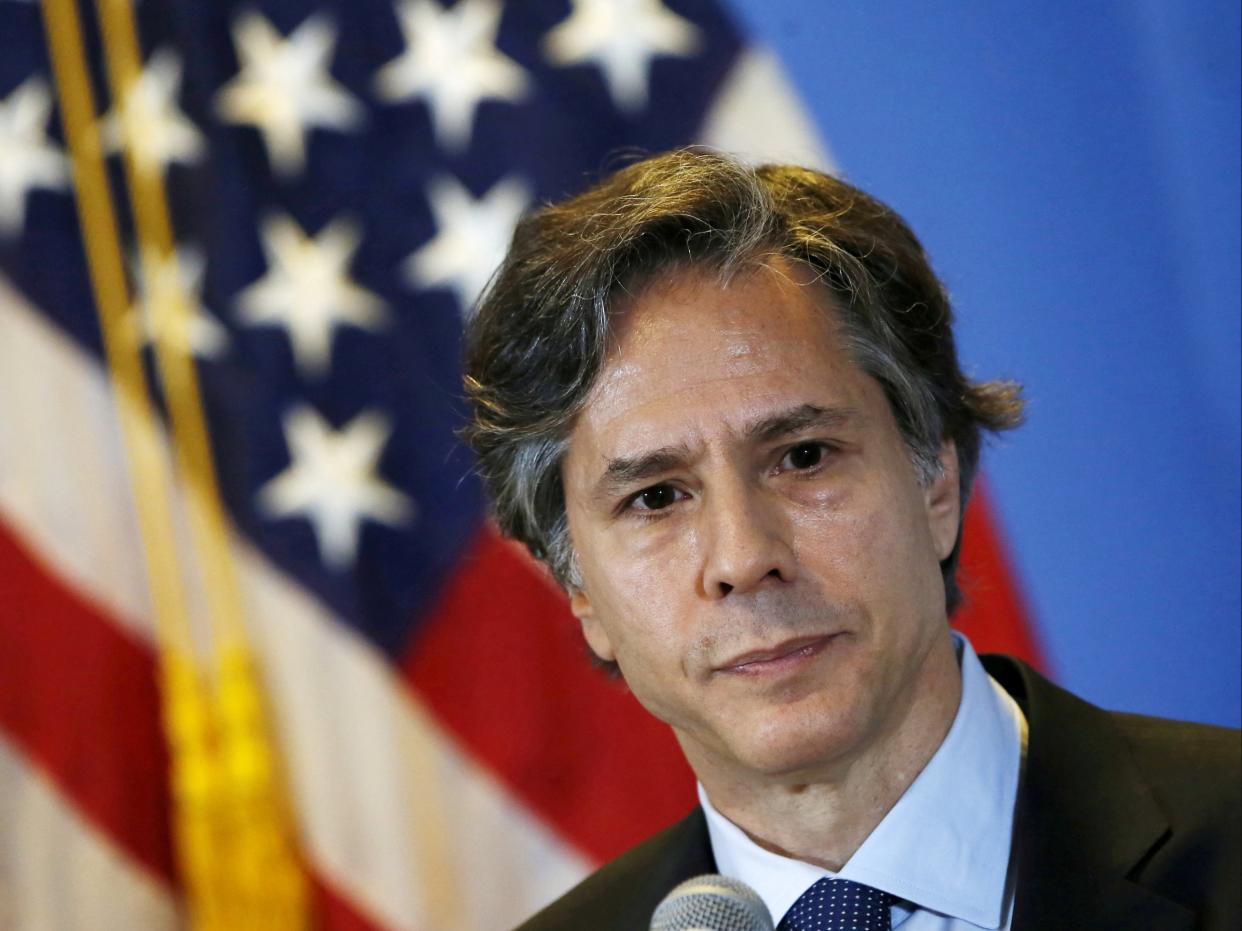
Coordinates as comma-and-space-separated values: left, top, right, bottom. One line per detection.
924, 440, 961, 562
569, 587, 616, 663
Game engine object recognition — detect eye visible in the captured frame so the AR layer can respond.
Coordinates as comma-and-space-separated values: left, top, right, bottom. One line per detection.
630, 484, 683, 512
781, 442, 828, 471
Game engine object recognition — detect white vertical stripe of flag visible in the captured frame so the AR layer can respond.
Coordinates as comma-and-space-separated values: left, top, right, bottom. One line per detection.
697, 46, 836, 171
0, 735, 180, 931
0, 275, 156, 644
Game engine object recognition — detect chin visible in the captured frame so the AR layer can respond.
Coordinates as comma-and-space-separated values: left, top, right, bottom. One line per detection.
736, 704, 870, 779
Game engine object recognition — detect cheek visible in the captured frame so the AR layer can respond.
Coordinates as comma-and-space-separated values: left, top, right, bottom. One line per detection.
858, 499, 947, 621
790, 492, 936, 604
578, 536, 695, 658
593, 516, 703, 599
788, 491, 880, 573
628, 516, 700, 566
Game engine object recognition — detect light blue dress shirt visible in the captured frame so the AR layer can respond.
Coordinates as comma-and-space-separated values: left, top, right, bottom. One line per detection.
700, 633, 1026, 929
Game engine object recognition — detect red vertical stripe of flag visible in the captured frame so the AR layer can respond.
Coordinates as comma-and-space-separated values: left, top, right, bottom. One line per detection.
953, 479, 1045, 669
403, 526, 697, 865
0, 518, 175, 884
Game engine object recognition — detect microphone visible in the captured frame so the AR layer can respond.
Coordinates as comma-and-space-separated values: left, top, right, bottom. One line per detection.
650, 874, 774, 931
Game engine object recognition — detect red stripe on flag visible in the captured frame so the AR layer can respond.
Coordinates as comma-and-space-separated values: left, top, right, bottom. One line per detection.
0, 519, 410, 930
402, 526, 697, 865
952, 479, 1046, 669
0, 517, 176, 884
312, 872, 392, 931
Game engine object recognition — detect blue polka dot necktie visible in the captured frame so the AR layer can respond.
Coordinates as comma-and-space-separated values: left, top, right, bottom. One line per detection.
777, 877, 894, 931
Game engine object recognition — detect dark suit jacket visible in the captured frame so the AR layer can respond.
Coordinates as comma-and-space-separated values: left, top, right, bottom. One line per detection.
516, 655, 1241, 930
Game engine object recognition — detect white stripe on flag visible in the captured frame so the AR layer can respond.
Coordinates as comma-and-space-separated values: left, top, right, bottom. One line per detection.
0, 735, 180, 931
698, 45, 837, 171
240, 538, 592, 930
0, 274, 156, 643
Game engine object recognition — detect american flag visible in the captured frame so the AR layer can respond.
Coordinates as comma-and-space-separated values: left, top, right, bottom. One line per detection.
0, 1, 1039, 928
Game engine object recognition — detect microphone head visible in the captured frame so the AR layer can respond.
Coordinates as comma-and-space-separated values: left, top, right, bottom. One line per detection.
650, 874, 774, 931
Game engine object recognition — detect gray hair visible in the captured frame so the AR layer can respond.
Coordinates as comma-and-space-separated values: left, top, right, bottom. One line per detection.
463, 149, 1023, 614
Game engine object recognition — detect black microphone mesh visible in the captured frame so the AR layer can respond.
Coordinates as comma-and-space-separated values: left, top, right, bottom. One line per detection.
649, 874, 774, 931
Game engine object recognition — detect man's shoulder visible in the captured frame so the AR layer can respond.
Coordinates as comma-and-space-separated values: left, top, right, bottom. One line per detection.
1108, 708, 1241, 835
984, 651, 1239, 802
982, 652, 1239, 775
1110, 707, 1241, 773
515, 807, 713, 931
983, 652, 1241, 928
1091, 702, 1241, 927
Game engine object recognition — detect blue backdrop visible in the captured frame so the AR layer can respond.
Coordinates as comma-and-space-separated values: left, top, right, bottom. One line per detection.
725, 1, 1240, 727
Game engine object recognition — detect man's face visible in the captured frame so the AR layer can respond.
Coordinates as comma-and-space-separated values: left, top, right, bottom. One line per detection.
561, 261, 962, 787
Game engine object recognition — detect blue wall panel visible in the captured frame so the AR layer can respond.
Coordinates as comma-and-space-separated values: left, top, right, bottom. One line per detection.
725, 1, 1240, 726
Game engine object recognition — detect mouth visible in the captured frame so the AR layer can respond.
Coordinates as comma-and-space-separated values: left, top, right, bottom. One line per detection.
716, 633, 842, 676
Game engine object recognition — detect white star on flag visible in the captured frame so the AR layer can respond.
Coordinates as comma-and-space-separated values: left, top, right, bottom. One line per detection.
373, 0, 529, 152
237, 214, 386, 377
257, 406, 415, 570
0, 76, 70, 236
405, 173, 529, 316
216, 12, 363, 177
100, 49, 204, 177
128, 246, 228, 359
542, 0, 701, 114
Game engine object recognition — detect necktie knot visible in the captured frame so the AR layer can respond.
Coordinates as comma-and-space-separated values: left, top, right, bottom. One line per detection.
778, 877, 894, 931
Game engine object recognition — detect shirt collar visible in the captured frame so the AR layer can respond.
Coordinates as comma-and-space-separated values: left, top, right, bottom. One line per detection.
701, 633, 1024, 928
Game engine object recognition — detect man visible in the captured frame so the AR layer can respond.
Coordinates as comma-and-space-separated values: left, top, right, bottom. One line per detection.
462, 150, 1240, 930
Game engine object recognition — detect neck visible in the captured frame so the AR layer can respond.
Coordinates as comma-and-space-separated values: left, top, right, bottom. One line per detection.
692, 633, 962, 872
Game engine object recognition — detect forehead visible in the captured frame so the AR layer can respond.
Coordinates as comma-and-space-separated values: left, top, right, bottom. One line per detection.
566, 261, 880, 470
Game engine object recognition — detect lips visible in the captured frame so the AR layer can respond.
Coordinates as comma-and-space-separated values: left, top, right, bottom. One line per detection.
717, 633, 838, 674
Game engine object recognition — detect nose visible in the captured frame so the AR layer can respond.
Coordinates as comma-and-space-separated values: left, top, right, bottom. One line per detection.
700, 482, 796, 599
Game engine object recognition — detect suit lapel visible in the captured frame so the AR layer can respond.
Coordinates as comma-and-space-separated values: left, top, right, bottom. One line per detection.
605, 807, 716, 930
983, 656, 1194, 931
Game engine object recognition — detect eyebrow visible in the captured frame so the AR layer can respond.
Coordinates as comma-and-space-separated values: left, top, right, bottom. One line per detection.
594, 444, 696, 501
592, 403, 861, 501
743, 403, 862, 444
